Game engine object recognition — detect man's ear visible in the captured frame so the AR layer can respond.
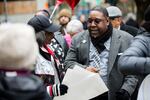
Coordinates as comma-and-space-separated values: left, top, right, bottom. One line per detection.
106, 17, 110, 25
106, 17, 110, 22
118, 17, 122, 23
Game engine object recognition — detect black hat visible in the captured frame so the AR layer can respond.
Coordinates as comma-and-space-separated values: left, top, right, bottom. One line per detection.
35, 9, 50, 18
28, 15, 60, 33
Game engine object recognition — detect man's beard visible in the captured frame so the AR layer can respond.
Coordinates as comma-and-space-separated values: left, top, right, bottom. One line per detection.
89, 29, 105, 38
89, 30, 99, 38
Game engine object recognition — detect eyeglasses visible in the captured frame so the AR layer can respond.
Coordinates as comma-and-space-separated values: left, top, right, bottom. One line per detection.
88, 18, 105, 24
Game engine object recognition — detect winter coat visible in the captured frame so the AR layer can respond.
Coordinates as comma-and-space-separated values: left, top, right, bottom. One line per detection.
0, 72, 51, 100
118, 31, 150, 75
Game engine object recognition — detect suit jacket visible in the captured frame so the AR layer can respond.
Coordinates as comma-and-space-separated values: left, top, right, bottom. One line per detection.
64, 29, 138, 100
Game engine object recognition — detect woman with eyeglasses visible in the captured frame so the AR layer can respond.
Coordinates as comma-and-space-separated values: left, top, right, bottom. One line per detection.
28, 15, 68, 99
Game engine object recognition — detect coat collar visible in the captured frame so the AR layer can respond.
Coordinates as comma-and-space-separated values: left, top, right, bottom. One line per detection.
79, 31, 90, 65
79, 29, 121, 69
108, 28, 121, 73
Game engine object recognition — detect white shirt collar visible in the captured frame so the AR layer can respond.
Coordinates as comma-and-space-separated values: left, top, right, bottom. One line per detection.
104, 37, 111, 50
117, 25, 121, 30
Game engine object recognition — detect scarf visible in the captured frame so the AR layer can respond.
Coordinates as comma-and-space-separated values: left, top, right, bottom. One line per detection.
91, 24, 113, 53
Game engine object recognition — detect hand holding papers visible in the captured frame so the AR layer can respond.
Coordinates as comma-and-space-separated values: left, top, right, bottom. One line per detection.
54, 65, 108, 100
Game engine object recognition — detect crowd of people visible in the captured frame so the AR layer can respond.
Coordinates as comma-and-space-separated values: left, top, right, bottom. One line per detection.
0, 3, 150, 100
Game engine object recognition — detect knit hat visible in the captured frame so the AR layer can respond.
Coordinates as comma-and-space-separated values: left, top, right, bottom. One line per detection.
144, 5, 150, 21
0, 23, 39, 71
106, 6, 122, 18
58, 9, 71, 19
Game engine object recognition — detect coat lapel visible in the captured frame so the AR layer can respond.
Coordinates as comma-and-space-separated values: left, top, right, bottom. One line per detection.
54, 32, 64, 49
108, 29, 121, 74
79, 31, 90, 65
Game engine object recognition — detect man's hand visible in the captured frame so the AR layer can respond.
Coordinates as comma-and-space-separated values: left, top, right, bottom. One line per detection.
86, 66, 100, 73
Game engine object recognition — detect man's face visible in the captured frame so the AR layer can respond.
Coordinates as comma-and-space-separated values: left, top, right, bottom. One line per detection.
110, 17, 122, 29
80, 15, 86, 23
44, 32, 54, 44
59, 16, 70, 26
88, 11, 109, 38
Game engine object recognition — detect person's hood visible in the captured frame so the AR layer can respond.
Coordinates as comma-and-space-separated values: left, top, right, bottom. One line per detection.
138, 27, 150, 37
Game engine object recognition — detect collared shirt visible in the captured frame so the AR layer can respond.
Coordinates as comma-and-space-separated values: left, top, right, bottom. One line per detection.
89, 37, 111, 86
117, 25, 121, 30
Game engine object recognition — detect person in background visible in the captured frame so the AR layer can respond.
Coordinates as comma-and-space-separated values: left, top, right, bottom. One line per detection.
64, 6, 138, 100
107, 6, 141, 100
0, 23, 51, 100
118, 5, 150, 76
106, 6, 139, 36
118, 6, 150, 100
28, 15, 68, 98
79, 14, 88, 30
35, 9, 69, 58
65, 19, 84, 47
58, 8, 72, 36
125, 13, 139, 29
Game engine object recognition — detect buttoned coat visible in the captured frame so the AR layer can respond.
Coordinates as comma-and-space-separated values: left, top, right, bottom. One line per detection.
64, 28, 138, 100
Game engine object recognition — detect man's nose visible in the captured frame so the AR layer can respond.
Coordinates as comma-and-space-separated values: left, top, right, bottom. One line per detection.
91, 21, 96, 26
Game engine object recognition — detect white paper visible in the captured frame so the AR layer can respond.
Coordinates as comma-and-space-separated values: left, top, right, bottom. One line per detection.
137, 74, 150, 100
54, 65, 108, 100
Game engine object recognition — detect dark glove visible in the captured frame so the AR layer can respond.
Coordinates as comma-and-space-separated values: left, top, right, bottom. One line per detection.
116, 89, 130, 100
52, 84, 68, 96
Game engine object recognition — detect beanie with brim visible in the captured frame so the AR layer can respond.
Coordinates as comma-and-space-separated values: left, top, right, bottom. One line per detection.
106, 6, 122, 18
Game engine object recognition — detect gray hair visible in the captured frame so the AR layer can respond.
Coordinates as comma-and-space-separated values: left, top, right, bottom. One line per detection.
0, 23, 38, 70
36, 31, 46, 47
66, 19, 83, 36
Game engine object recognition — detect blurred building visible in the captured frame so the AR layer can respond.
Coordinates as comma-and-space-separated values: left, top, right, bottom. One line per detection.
0, 0, 50, 23
0, 0, 137, 23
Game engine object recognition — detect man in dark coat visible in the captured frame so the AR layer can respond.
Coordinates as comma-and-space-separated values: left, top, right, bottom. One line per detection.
106, 6, 139, 36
